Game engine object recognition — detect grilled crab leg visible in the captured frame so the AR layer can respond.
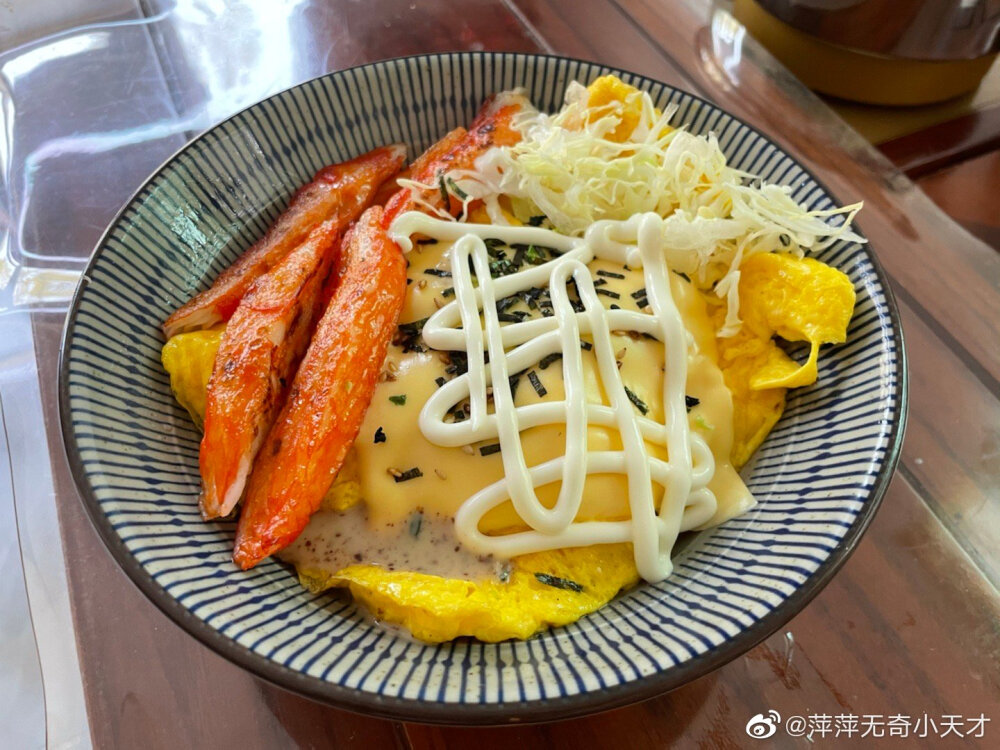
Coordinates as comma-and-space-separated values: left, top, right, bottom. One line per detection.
198, 221, 341, 520
195, 146, 406, 519
163, 144, 406, 339
233, 206, 407, 569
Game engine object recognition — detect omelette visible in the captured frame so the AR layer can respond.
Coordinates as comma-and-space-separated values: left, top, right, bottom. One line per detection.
161, 76, 857, 642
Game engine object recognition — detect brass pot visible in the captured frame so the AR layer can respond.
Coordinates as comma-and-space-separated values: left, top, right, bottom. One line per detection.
735, 0, 1000, 104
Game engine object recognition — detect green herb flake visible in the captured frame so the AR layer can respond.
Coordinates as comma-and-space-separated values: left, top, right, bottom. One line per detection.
524, 245, 547, 264
497, 562, 512, 583
408, 510, 423, 537
438, 174, 449, 205
446, 177, 469, 200
389, 394, 407, 406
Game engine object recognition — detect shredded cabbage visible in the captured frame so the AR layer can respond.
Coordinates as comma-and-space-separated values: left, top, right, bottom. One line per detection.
437, 81, 863, 335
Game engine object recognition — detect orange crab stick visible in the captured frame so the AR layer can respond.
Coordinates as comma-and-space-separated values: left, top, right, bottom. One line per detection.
381, 91, 527, 226
233, 206, 407, 569
163, 144, 407, 339
198, 222, 341, 520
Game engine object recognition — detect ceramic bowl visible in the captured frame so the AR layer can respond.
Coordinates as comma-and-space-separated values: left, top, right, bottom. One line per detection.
59, 52, 906, 723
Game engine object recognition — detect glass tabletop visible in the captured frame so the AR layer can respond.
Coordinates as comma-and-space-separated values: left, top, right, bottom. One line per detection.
2, 0, 997, 746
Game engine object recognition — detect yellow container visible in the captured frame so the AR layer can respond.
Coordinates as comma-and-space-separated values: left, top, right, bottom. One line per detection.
734, 0, 997, 106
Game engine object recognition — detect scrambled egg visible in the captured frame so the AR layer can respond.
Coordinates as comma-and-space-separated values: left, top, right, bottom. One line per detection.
299, 544, 638, 642
714, 252, 855, 467
160, 78, 855, 643
586, 74, 646, 142
161, 328, 222, 431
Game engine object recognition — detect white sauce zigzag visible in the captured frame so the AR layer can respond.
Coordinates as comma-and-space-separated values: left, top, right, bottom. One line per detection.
389, 211, 718, 583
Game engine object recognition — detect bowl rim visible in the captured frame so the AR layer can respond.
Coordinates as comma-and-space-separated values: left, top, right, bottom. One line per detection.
57, 50, 908, 725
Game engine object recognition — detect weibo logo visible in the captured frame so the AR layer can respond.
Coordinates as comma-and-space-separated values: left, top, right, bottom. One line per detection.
745, 711, 781, 739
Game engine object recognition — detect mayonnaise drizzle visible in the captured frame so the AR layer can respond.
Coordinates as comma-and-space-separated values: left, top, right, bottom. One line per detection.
389, 211, 718, 582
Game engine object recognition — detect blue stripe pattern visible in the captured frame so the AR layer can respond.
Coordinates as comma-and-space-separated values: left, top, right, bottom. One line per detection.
60, 53, 903, 716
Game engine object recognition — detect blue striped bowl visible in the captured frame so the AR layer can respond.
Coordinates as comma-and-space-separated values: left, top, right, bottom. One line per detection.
59, 53, 906, 723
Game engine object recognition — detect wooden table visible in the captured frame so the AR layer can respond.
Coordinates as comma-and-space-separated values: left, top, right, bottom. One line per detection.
21, 0, 1000, 746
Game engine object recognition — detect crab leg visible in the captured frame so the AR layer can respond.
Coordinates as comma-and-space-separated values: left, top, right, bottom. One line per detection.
163, 144, 406, 339
198, 221, 342, 520
233, 206, 407, 569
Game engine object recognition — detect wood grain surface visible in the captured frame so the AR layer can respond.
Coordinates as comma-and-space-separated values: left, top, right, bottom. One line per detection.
30, 0, 1000, 747
917, 151, 1000, 252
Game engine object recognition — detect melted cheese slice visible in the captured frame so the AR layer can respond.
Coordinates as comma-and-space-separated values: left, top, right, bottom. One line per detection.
355, 236, 753, 534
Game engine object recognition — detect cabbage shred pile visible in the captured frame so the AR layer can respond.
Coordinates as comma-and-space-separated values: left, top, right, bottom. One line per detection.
407, 80, 863, 335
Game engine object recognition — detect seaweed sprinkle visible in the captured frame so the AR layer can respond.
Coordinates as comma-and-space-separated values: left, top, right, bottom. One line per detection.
445, 350, 468, 375
395, 318, 429, 353
623, 386, 648, 415
686, 395, 700, 411
508, 371, 523, 397
534, 573, 584, 593
373, 427, 387, 444
596, 269, 625, 279
527, 215, 546, 227
630, 287, 647, 299
435, 376, 447, 388
527, 370, 547, 397
497, 311, 529, 323
538, 352, 563, 370
496, 296, 519, 312
393, 467, 423, 483
580, 340, 593, 351
489, 256, 518, 278
423, 268, 452, 277
596, 288, 620, 299
479, 442, 502, 456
